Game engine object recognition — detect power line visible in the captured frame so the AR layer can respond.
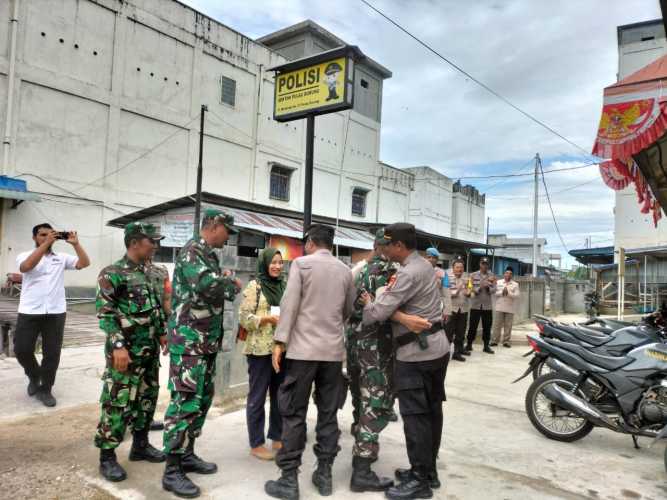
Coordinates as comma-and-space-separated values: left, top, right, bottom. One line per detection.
539, 157, 569, 252
358, 0, 594, 157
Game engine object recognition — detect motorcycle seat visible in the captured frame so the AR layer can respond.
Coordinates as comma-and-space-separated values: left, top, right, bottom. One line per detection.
553, 325, 610, 347
555, 341, 633, 371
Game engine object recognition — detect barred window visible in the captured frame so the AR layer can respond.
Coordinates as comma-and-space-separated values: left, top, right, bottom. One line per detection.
220, 76, 236, 106
352, 188, 368, 217
270, 165, 292, 201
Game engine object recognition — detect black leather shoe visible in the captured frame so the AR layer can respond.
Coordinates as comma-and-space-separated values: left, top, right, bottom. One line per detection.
99, 449, 127, 482
351, 456, 393, 492
489, 342, 498, 347
37, 389, 56, 407
182, 437, 217, 474
462, 349, 472, 356
385, 477, 433, 499
265, 471, 299, 500
483, 346, 495, 354
312, 459, 333, 496
452, 353, 466, 362
503, 343, 512, 348
27, 378, 40, 396
394, 469, 440, 489
162, 454, 200, 498
129, 430, 166, 463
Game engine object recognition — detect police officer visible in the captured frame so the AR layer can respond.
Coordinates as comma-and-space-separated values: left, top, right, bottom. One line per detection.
465, 257, 496, 355
444, 258, 471, 362
361, 223, 449, 500
346, 229, 396, 492
162, 209, 241, 498
265, 224, 357, 500
94, 222, 167, 482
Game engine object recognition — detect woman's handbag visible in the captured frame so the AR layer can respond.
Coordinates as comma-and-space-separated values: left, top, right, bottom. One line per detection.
236, 283, 262, 342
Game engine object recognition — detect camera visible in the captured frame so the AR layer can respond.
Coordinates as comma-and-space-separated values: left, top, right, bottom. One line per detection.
55, 231, 72, 240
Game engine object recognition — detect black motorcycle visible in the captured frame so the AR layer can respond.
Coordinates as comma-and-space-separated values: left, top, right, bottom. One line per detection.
524, 315, 661, 380
523, 333, 667, 471
584, 291, 600, 319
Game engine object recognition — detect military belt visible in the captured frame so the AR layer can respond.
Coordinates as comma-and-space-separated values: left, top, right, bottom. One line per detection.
395, 321, 445, 349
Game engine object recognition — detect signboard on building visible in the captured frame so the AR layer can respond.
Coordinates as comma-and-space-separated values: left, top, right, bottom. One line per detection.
272, 46, 360, 122
161, 214, 194, 248
269, 235, 304, 261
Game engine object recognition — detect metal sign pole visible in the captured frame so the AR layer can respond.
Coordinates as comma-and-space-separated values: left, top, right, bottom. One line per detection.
194, 104, 208, 237
303, 115, 315, 240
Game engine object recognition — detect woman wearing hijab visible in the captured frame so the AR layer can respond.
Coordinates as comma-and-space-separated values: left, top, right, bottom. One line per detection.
239, 248, 286, 460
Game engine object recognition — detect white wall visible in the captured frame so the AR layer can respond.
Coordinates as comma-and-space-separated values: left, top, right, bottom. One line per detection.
0, 0, 393, 286
406, 166, 453, 236
451, 192, 485, 243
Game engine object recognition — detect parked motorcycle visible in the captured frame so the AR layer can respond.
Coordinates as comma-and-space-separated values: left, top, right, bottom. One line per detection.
523, 333, 667, 472
584, 291, 600, 319
523, 314, 662, 380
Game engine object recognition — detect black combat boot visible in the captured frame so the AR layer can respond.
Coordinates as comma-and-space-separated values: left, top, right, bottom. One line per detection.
386, 469, 433, 499
37, 387, 57, 407
265, 470, 300, 500
394, 468, 441, 489
27, 377, 40, 396
181, 437, 217, 474
129, 428, 166, 463
99, 448, 127, 482
312, 459, 333, 496
483, 345, 495, 354
162, 454, 200, 498
350, 456, 394, 492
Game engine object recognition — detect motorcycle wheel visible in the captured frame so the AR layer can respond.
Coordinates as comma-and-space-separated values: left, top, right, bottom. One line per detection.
525, 372, 594, 442
531, 358, 554, 380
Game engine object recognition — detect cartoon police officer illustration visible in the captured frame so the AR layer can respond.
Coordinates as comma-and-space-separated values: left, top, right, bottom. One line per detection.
324, 62, 342, 101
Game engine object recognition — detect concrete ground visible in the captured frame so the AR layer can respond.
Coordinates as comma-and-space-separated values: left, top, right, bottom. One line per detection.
1, 328, 665, 500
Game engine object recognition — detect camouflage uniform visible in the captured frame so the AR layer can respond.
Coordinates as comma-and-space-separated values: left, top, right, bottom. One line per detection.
94, 246, 166, 449
347, 253, 397, 460
163, 234, 239, 454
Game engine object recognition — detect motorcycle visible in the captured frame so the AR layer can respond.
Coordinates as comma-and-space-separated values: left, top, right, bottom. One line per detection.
522, 314, 662, 380
523, 333, 667, 472
584, 291, 600, 319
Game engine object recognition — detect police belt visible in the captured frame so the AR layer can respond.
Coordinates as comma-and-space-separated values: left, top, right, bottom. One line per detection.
395, 321, 445, 348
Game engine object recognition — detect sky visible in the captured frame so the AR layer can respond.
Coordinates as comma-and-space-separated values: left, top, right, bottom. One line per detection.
181, 0, 662, 267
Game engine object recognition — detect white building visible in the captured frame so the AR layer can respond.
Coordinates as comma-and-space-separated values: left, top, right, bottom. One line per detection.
488, 234, 560, 268
404, 167, 486, 244
614, 20, 667, 254
0, 0, 485, 287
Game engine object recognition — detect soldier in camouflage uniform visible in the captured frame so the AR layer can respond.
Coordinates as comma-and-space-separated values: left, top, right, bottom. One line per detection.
162, 209, 241, 499
94, 222, 168, 483
346, 229, 397, 492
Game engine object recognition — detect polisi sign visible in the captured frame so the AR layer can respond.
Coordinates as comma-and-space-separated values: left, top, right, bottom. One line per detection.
271, 46, 360, 122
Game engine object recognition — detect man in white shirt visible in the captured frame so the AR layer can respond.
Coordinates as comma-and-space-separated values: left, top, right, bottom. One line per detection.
14, 223, 90, 407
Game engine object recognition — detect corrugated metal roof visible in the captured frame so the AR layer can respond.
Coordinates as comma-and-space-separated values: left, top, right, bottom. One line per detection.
224, 206, 374, 250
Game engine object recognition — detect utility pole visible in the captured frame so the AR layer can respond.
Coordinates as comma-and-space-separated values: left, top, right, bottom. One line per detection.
532, 153, 540, 278
485, 216, 490, 255
193, 104, 208, 236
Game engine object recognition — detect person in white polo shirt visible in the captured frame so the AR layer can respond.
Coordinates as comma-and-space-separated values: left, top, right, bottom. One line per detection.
15, 223, 90, 407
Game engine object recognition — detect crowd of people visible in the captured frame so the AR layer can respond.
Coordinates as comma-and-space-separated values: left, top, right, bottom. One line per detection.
12, 212, 520, 500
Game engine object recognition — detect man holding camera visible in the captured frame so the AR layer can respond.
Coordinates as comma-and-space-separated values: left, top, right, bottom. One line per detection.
14, 223, 90, 407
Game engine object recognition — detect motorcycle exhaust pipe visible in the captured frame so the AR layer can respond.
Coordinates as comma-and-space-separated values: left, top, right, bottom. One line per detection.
546, 357, 580, 378
542, 384, 621, 432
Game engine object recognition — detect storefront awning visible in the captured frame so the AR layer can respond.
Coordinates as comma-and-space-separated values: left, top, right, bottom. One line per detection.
225, 206, 374, 250
0, 188, 41, 203
593, 55, 667, 226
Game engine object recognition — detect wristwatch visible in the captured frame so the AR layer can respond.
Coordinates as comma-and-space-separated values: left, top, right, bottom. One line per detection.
113, 340, 125, 350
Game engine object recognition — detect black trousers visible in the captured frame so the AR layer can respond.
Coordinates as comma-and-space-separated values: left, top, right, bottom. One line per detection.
395, 354, 449, 475
246, 354, 285, 448
446, 311, 468, 355
466, 309, 493, 348
13, 313, 66, 389
276, 359, 343, 473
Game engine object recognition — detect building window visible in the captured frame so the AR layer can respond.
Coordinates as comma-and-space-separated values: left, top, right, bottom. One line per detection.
270, 165, 292, 201
352, 188, 368, 217
360, 78, 369, 89
220, 76, 236, 106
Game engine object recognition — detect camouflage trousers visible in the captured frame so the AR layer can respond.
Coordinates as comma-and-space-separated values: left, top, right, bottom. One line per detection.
94, 353, 160, 449
163, 353, 217, 454
347, 324, 394, 460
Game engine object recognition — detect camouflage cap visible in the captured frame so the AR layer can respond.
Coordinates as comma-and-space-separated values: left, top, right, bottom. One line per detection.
124, 222, 164, 241
202, 208, 238, 234
375, 229, 389, 246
